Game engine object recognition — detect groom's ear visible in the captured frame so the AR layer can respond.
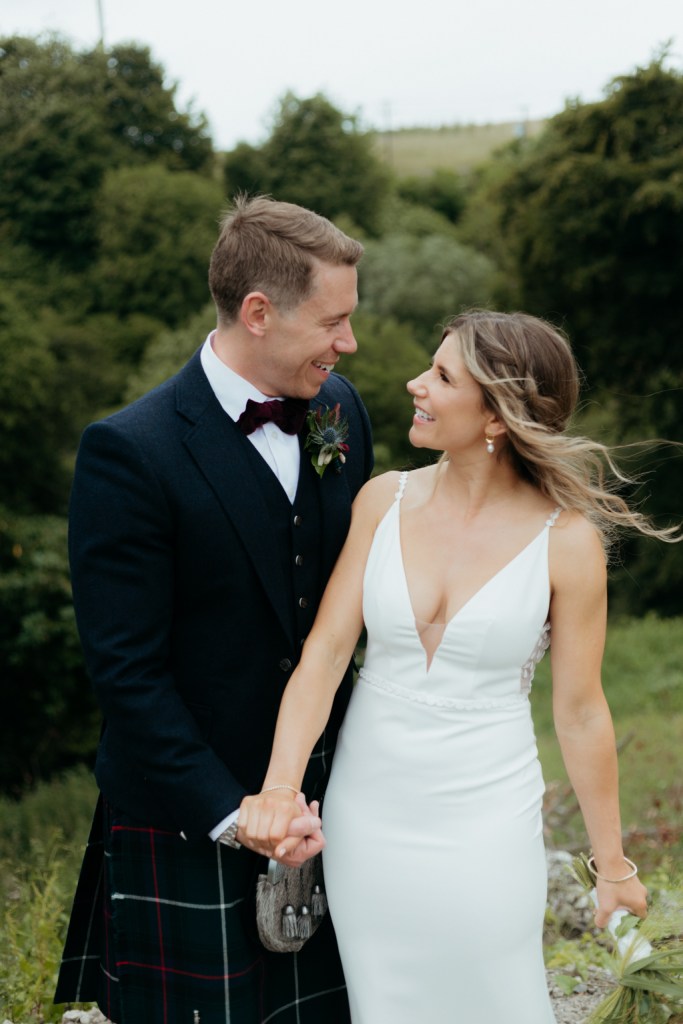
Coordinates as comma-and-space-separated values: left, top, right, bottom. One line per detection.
240, 292, 271, 337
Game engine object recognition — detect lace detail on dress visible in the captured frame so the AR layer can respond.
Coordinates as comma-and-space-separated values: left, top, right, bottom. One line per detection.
394, 470, 408, 502
518, 509, 558, 693
520, 621, 550, 694
361, 668, 528, 710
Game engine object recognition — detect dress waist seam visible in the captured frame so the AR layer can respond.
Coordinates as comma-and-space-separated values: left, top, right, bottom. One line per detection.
359, 668, 529, 710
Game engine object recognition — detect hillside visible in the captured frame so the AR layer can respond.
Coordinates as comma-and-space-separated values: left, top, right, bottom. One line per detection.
372, 119, 546, 176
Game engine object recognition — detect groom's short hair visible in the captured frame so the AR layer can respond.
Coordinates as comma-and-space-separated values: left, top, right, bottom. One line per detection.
209, 195, 363, 325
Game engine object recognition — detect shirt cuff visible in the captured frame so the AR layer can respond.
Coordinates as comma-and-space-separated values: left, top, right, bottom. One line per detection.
209, 808, 239, 842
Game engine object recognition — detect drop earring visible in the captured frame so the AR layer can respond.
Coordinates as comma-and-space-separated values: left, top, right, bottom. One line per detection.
485, 434, 495, 454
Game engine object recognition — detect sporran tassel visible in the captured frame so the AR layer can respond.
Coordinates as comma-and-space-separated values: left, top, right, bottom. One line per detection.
282, 903, 299, 938
311, 884, 327, 918
297, 904, 312, 939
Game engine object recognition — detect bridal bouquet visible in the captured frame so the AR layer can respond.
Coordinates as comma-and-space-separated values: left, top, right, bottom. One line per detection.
570, 853, 683, 1023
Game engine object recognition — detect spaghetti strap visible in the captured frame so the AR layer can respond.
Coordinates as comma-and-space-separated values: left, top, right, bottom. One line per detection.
394, 471, 409, 503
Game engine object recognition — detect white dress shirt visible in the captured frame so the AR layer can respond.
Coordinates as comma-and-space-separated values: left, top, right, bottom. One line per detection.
200, 332, 301, 503
200, 331, 303, 840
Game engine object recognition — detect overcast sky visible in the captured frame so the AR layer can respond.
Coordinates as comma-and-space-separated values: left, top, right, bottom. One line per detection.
2, 0, 681, 150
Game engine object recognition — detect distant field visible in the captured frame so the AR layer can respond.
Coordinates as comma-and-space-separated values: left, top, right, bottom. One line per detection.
372, 119, 546, 177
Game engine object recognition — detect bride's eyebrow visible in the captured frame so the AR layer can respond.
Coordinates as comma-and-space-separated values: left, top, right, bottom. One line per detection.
430, 356, 454, 380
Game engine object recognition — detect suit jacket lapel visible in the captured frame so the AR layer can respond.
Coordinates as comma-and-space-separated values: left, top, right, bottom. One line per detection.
176, 353, 295, 645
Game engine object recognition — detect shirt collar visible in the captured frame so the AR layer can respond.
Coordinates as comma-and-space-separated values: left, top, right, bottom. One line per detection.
200, 331, 281, 421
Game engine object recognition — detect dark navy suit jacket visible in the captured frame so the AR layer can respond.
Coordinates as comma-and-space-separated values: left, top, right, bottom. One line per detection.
68, 348, 373, 839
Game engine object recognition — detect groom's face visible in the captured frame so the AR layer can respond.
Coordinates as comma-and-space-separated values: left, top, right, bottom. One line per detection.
257, 262, 359, 399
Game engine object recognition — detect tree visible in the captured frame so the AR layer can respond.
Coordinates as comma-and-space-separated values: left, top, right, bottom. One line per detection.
487, 58, 683, 391
396, 169, 466, 224
341, 311, 432, 472
224, 92, 391, 234
359, 233, 497, 347
474, 59, 683, 614
0, 35, 214, 264
91, 164, 222, 327
0, 507, 98, 793
0, 289, 69, 512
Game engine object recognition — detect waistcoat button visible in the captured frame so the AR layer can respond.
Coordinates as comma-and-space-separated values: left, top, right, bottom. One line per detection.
279, 658, 292, 672
298, 597, 308, 609
295, 554, 304, 566
293, 514, 303, 526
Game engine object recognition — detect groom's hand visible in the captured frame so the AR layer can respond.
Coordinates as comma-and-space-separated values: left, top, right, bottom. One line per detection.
237, 791, 324, 862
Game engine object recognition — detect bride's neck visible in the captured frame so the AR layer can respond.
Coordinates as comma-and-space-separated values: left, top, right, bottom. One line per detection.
434, 457, 525, 517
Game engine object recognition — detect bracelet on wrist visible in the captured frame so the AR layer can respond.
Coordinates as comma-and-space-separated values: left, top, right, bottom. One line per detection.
261, 784, 298, 796
587, 854, 638, 883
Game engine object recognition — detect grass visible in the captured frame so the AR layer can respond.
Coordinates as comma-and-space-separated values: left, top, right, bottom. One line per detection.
0, 767, 97, 1024
532, 615, 683, 872
372, 119, 547, 176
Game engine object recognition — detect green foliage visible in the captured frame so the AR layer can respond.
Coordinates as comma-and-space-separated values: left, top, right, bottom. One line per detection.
0, 35, 214, 267
0, 766, 97, 864
0, 286, 164, 513
533, 615, 683, 870
94, 42, 213, 173
461, 60, 683, 613
376, 195, 461, 239
125, 303, 217, 401
545, 931, 613, 979
0, 769, 99, 1021
0, 509, 99, 793
223, 92, 391, 234
359, 232, 497, 347
91, 164, 222, 327
342, 310, 433, 470
483, 59, 683, 392
0, 289, 70, 512
396, 168, 466, 223
0, 836, 76, 1023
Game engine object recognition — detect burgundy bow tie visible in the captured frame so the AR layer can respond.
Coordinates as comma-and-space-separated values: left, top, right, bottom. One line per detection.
236, 397, 309, 436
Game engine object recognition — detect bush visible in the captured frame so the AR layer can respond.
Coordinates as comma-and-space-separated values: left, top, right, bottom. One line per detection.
0, 509, 99, 793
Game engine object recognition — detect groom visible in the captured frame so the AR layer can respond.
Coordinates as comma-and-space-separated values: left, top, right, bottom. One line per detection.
55, 196, 373, 1022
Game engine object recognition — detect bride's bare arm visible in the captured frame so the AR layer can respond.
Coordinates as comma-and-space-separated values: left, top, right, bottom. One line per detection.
549, 513, 648, 927
237, 472, 400, 860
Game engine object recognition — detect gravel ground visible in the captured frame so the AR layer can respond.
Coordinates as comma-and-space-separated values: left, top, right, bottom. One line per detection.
0, 971, 618, 1024
547, 967, 616, 1024
43, 973, 615, 1023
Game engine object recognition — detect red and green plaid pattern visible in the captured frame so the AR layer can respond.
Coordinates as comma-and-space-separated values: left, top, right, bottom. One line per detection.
56, 798, 350, 1023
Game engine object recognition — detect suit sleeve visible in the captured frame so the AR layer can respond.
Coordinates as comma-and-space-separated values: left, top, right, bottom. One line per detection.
69, 419, 244, 837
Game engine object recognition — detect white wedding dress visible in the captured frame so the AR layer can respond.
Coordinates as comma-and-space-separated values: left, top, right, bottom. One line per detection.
323, 472, 558, 1023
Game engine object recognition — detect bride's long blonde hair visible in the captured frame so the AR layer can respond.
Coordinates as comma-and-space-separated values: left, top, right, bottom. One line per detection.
443, 309, 679, 555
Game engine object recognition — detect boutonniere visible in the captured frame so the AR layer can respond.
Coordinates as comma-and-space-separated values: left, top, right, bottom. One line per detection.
304, 403, 350, 478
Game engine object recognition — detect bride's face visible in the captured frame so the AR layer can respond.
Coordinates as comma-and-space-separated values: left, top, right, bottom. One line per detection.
406, 332, 494, 454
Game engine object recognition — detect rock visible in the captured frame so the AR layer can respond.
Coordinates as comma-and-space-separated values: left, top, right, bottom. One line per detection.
61, 1010, 111, 1024
546, 849, 595, 936
547, 966, 616, 1024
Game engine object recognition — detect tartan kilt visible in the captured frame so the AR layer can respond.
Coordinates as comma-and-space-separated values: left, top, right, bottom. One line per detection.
55, 797, 350, 1024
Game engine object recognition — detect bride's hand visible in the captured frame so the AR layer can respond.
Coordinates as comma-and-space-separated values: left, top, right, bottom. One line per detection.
593, 874, 648, 929
274, 795, 326, 867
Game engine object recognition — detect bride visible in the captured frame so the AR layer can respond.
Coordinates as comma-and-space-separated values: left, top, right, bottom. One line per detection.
237, 310, 673, 1022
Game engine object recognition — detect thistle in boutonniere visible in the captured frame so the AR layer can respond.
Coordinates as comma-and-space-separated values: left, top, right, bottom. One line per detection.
305, 403, 349, 477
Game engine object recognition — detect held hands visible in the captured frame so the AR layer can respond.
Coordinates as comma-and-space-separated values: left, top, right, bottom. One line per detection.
237, 790, 325, 867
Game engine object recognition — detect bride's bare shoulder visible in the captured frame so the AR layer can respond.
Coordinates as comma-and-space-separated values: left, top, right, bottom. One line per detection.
353, 467, 427, 522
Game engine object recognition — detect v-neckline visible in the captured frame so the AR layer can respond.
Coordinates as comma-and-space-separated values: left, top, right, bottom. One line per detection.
395, 502, 551, 673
